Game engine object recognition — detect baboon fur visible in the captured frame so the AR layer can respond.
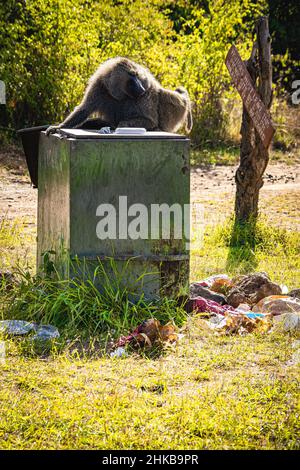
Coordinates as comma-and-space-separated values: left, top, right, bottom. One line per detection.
46, 57, 192, 135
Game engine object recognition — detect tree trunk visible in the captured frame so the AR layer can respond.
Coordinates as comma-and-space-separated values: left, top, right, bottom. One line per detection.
235, 16, 273, 222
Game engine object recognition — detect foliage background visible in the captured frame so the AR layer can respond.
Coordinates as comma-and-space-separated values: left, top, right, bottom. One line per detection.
0, 0, 298, 146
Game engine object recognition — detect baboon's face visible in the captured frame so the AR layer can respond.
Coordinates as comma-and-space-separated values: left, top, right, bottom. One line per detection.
107, 62, 150, 101
126, 73, 146, 99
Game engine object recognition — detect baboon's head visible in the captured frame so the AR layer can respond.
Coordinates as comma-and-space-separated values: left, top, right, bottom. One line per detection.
106, 58, 150, 101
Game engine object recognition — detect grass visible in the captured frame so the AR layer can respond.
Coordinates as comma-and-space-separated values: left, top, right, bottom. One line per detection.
191, 142, 240, 166
0, 327, 299, 449
0, 260, 186, 343
2, 216, 299, 337
191, 143, 299, 167
0, 214, 299, 449
0, 125, 300, 448
191, 216, 300, 288
0, 217, 35, 270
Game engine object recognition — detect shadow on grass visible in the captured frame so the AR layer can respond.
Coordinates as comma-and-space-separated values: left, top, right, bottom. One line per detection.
226, 218, 259, 273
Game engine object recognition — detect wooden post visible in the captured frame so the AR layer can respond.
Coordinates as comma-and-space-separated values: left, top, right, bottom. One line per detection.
234, 16, 273, 222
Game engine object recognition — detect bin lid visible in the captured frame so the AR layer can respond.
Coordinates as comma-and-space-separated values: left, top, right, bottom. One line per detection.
45, 128, 189, 140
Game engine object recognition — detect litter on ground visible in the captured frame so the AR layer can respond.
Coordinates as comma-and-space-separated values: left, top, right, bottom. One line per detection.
110, 272, 299, 354
0, 320, 60, 340
114, 318, 178, 349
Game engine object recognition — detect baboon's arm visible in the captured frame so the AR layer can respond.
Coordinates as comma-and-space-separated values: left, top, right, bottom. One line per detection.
45, 83, 104, 135
58, 105, 90, 128
45, 104, 90, 135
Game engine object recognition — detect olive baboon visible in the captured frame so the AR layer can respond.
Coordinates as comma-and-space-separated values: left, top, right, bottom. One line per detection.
46, 57, 192, 135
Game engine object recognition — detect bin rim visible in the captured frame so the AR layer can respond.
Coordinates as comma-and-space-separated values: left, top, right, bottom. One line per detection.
17, 125, 49, 135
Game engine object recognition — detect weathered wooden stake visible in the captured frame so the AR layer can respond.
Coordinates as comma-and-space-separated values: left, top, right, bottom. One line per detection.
235, 16, 273, 222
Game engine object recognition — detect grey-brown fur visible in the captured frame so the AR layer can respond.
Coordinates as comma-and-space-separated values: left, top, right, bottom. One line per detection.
46, 57, 193, 135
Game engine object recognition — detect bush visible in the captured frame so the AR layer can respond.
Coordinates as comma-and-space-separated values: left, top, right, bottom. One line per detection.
0, 0, 267, 144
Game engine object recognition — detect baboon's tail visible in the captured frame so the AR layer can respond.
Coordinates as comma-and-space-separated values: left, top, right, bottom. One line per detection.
186, 104, 193, 133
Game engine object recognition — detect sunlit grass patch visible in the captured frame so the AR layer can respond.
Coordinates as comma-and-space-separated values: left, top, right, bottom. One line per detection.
259, 191, 300, 230
191, 216, 300, 288
0, 217, 23, 251
0, 329, 299, 450
0, 217, 35, 270
0, 203, 299, 450
191, 144, 299, 167
191, 143, 239, 166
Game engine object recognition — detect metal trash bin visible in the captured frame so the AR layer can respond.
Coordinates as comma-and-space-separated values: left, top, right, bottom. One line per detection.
37, 129, 190, 300
17, 119, 112, 188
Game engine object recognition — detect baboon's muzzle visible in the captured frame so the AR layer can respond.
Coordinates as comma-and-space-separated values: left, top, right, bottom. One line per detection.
127, 76, 146, 99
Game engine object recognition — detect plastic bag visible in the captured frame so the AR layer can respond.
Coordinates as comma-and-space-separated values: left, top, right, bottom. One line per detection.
0, 320, 35, 336
189, 283, 227, 304
209, 312, 271, 335
252, 295, 300, 316
0, 320, 60, 339
188, 296, 237, 316
236, 303, 252, 312
110, 347, 127, 358
226, 272, 282, 308
32, 325, 60, 340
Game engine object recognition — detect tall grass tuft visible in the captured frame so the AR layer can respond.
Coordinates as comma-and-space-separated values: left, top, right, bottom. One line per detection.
0, 257, 187, 346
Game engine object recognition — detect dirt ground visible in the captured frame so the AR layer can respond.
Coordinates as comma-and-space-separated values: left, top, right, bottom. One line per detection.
192, 163, 300, 229
0, 145, 300, 234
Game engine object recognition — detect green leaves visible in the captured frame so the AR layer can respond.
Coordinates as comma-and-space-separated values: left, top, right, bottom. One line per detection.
0, 0, 267, 138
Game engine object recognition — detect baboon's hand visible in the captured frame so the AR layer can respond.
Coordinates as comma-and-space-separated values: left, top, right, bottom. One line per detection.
45, 125, 61, 136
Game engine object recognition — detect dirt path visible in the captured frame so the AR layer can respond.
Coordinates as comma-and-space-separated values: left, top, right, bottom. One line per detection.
1, 146, 299, 232
191, 163, 300, 228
